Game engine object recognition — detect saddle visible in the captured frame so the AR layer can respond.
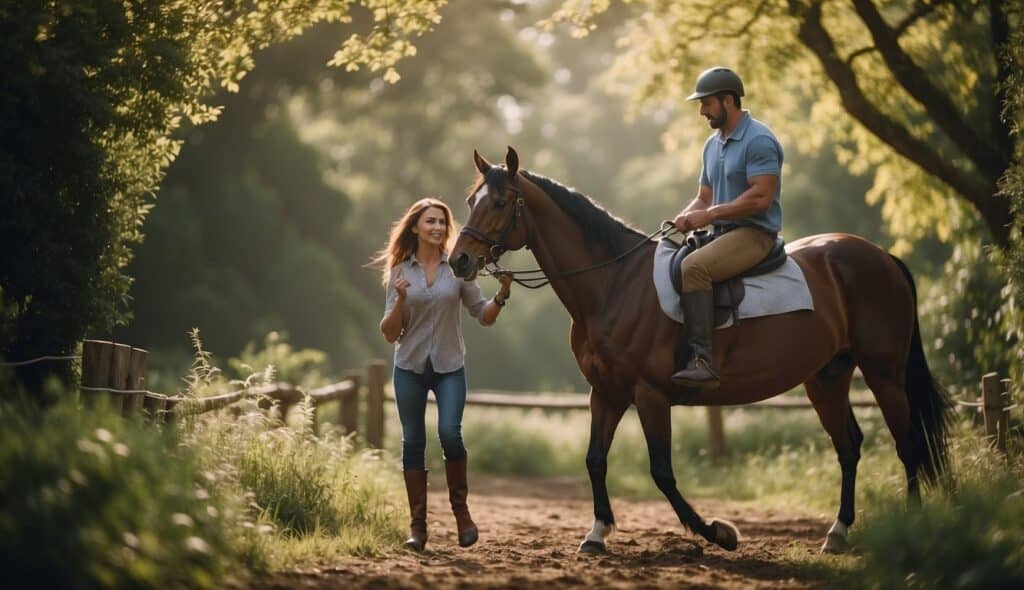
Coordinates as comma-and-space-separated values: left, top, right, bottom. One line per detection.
666, 229, 788, 327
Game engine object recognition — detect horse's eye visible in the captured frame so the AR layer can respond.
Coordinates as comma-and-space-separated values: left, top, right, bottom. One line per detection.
494, 199, 507, 209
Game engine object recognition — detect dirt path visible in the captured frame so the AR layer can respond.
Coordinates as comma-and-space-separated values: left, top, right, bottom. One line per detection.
254, 475, 832, 589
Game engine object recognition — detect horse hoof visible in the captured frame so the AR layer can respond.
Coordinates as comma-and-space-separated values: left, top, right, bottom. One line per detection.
711, 519, 739, 551
820, 532, 849, 554
458, 528, 479, 548
578, 540, 607, 554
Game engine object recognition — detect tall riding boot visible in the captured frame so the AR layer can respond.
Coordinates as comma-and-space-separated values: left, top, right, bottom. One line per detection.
402, 470, 428, 551
444, 457, 479, 547
671, 290, 721, 390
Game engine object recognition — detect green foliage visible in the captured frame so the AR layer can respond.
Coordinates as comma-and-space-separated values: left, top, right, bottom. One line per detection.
1, 0, 444, 394
844, 438, 1024, 589
0, 397, 255, 589
546, 1, 1017, 250
1001, 0, 1024, 334
229, 332, 331, 390
920, 241, 1022, 395
190, 407, 404, 558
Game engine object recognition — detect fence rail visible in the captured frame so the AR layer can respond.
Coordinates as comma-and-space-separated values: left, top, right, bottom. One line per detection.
71, 339, 1018, 461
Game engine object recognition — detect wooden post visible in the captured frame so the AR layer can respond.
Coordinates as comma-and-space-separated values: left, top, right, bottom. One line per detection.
998, 378, 1012, 455
143, 393, 168, 422
982, 372, 1004, 453
80, 340, 113, 406
125, 347, 148, 416
706, 406, 726, 461
108, 343, 131, 413
366, 360, 386, 448
340, 373, 361, 437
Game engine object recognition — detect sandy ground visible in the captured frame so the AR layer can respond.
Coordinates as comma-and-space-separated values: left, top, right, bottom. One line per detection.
252, 475, 832, 589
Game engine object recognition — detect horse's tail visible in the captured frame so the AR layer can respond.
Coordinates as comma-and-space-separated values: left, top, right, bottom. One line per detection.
890, 255, 953, 485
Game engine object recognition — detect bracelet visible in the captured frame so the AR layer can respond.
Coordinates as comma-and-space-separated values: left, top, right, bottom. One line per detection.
494, 295, 507, 307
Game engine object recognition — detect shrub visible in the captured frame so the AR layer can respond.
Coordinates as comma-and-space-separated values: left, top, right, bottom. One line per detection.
0, 396, 254, 589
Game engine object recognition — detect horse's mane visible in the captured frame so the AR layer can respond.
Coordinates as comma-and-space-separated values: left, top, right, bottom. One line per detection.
515, 170, 647, 255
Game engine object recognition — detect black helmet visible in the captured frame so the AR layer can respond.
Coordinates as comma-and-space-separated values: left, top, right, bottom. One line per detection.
687, 67, 745, 100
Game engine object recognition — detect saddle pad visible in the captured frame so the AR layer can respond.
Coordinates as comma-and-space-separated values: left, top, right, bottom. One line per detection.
653, 238, 814, 328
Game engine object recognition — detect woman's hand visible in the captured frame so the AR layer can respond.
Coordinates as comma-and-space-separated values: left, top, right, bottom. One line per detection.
495, 272, 512, 303
393, 269, 411, 300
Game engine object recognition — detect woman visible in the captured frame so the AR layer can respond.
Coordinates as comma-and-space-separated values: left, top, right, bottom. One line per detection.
373, 197, 511, 552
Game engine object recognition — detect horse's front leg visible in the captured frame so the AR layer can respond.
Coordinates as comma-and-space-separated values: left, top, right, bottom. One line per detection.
578, 390, 629, 554
634, 383, 739, 551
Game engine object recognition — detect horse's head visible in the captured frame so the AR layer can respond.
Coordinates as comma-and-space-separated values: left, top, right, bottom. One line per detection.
450, 146, 528, 280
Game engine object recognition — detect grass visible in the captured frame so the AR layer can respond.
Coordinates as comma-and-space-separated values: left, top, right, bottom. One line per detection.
385, 394, 903, 515
184, 400, 405, 566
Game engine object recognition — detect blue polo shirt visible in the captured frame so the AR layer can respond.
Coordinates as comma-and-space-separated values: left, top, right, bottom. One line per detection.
699, 111, 783, 233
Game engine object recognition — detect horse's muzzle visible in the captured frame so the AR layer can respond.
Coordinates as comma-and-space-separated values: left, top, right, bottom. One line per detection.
450, 252, 474, 279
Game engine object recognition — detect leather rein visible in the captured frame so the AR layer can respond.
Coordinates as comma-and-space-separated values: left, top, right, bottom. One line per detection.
458, 179, 679, 289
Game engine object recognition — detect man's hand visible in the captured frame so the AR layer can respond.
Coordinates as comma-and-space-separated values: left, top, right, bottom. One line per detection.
674, 209, 715, 231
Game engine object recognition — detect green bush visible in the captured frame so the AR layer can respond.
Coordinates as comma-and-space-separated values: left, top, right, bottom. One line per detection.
0, 397, 254, 589
845, 438, 1024, 589
920, 240, 1022, 396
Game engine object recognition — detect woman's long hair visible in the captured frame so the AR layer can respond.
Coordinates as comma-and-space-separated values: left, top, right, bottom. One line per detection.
368, 197, 459, 285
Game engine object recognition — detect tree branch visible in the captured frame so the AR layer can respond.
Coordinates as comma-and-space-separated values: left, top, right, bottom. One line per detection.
893, 1, 941, 37
791, 1, 1010, 245
851, 0, 1008, 182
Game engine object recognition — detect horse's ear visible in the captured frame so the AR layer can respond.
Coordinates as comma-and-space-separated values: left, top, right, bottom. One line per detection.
473, 149, 491, 175
505, 146, 519, 177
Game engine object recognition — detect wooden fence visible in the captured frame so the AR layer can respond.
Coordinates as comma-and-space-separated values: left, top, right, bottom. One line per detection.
78, 339, 1017, 459
78, 339, 390, 447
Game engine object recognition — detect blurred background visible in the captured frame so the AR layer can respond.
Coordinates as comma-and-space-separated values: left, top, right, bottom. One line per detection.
108, 0, 984, 395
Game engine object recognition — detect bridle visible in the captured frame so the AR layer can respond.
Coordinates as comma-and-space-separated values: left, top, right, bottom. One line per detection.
458, 176, 678, 289
457, 182, 524, 262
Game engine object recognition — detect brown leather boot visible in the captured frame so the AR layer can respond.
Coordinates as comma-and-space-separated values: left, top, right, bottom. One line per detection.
402, 469, 428, 551
672, 289, 721, 390
444, 457, 479, 547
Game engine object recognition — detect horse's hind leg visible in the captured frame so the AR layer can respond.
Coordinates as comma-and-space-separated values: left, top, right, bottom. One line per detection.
805, 357, 862, 554
634, 383, 738, 551
857, 361, 921, 501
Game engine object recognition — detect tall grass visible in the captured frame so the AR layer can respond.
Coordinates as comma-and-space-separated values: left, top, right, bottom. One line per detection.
839, 435, 1024, 589
188, 401, 405, 563
0, 396, 256, 589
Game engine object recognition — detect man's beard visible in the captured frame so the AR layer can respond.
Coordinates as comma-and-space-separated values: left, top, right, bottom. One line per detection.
708, 111, 727, 129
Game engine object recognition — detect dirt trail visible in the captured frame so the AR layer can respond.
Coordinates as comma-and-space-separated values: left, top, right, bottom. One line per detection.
254, 475, 832, 589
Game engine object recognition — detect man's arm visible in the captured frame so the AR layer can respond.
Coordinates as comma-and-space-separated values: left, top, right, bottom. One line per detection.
707, 175, 776, 221
674, 184, 713, 230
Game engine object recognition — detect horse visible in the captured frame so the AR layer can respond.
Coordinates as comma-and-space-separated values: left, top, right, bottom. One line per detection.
450, 146, 952, 555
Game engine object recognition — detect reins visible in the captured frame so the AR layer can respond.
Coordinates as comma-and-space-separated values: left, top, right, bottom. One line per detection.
478, 221, 680, 290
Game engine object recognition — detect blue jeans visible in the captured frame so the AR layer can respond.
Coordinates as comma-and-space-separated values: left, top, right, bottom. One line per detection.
393, 358, 467, 470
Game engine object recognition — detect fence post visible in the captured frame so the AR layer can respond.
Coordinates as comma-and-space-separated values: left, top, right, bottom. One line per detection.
125, 347, 148, 416
982, 372, 1005, 453
706, 406, 726, 461
1001, 379, 1013, 453
366, 360, 386, 448
81, 340, 113, 406
107, 343, 131, 414
340, 372, 361, 437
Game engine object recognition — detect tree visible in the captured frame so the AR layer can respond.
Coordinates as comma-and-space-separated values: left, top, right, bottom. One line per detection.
546, 0, 1019, 251
0, 0, 444, 396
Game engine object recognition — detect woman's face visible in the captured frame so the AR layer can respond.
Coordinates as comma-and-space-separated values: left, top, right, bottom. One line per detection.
412, 206, 448, 249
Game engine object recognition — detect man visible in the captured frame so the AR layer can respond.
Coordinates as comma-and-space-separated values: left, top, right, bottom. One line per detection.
671, 66, 784, 390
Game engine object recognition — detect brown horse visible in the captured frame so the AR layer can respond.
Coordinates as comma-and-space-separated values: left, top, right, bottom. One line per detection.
451, 147, 951, 555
